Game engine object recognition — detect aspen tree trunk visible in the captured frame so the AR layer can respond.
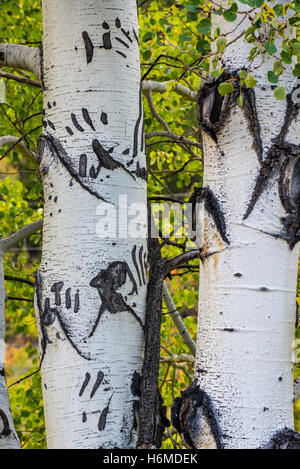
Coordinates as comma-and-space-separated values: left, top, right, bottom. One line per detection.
36, 0, 147, 449
0, 220, 42, 449
0, 255, 19, 449
173, 3, 300, 449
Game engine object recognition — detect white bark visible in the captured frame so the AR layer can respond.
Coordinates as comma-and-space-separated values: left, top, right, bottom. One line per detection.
0, 219, 42, 449
0, 44, 41, 81
36, 0, 147, 449
193, 3, 300, 449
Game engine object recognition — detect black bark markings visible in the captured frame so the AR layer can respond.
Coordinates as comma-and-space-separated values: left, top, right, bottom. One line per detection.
82, 108, 96, 131
198, 72, 300, 250
243, 87, 300, 248
92, 139, 136, 181
98, 394, 113, 431
90, 371, 105, 399
132, 82, 143, 159
79, 371, 104, 399
197, 71, 263, 162
82, 31, 94, 64
35, 271, 91, 364
71, 113, 85, 132
79, 154, 87, 177
100, 112, 108, 126
261, 428, 300, 449
79, 372, 91, 396
171, 380, 224, 449
88, 250, 144, 338
190, 187, 230, 244
39, 134, 109, 202
0, 409, 11, 437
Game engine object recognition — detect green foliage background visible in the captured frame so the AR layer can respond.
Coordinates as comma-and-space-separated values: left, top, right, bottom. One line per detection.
0, 0, 299, 448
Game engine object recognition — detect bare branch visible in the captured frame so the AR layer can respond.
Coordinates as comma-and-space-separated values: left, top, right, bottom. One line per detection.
164, 249, 199, 275
0, 71, 41, 88
0, 44, 41, 80
0, 135, 36, 160
160, 352, 195, 364
1, 219, 43, 253
162, 282, 196, 357
142, 80, 197, 102
145, 131, 201, 149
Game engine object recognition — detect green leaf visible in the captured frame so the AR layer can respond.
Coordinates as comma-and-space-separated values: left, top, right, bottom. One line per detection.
223, 10, 237, 22
267, 70, 279, 84
244, 74, 257, 88
197, 18, 212, 35
274, 86, 286, 100
293, 64, 300, 77
218, 82, 235, 96
264, 41, 277, 55
216, 37, 227, 53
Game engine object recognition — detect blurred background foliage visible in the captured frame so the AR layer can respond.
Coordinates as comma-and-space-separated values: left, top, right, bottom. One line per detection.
0, 0, 298, 448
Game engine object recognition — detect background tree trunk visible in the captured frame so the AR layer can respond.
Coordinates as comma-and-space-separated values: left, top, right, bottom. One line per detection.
35, 0, 147, 449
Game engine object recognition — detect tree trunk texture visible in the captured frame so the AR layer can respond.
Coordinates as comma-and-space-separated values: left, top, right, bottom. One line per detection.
173, 4, 300, 449
35, 0, 147, 449
0, 253, 20, 449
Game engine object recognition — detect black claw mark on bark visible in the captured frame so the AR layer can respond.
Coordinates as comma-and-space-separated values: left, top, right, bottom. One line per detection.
74, 290, 80, 313
90, 371, 104, 399
82, 31, 94, 64
92, 139, 136, 180
0, 410, 11, 437
35, 272, 91, 363
132, 245, 142, 287
116, 50, 127, 59
100, 112, 108, 125
79, 372, 91, 396
115, 18, 121, 29
132, 82, 143, 159
71, 113, 85, 132
261, 428, 300, 449
51, 281, 64, 306
103, 32, 112, 50
66, 126, 74, 136
39, 134, 108, 202
133, 29, 139, 45
190, 187, 230, 244
115, 37, 130, 49
79, 154, 87, 177
98, 394, 113, 431
88, 258, 142, 338
121, 29, 133, 43
82, 108, 96, 131
171, 381, 224, 449
65, 288, 71, 309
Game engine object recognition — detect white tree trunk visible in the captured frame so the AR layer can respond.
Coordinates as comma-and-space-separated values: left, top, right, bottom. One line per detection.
191, 6, 300, 449
36, 0, 147, 449
0, 220, 42, 449
0, 254, 20, 449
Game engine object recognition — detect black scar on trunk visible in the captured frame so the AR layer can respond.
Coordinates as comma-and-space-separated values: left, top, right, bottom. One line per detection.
261, 428, 300, 449
197, 71, 263, 162
0, 409, 11, 437
98, 394, 113, 431
190, 186, 230, 244
88, 258, 143, 338
171, 380, 224, 449
35, 272, 91, 363
82, 31, 94, 64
